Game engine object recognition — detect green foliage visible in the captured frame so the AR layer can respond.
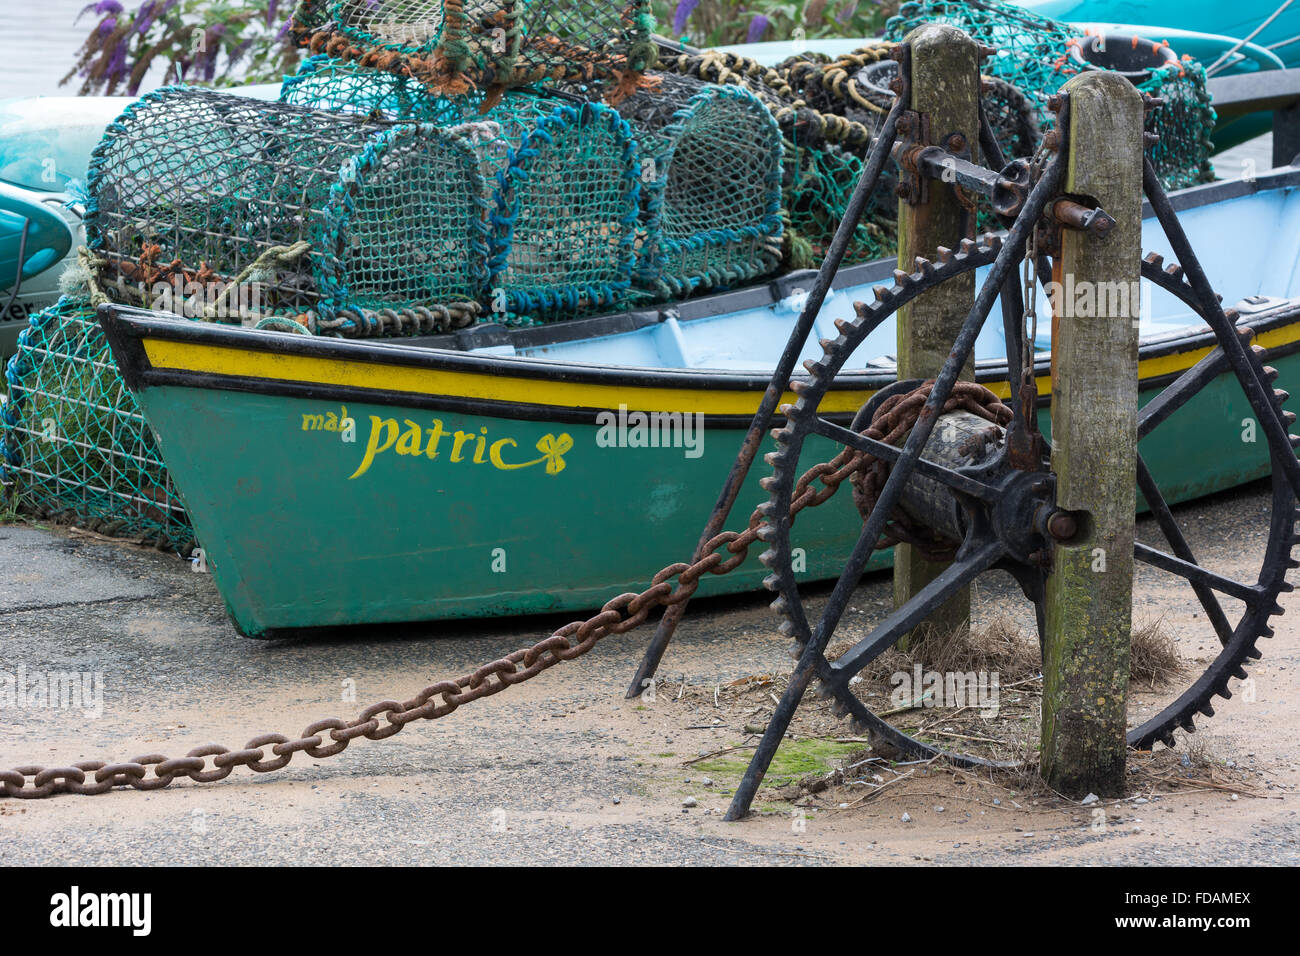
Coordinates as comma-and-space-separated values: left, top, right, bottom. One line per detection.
652, 0, 898, 48
64, 0, 300, 96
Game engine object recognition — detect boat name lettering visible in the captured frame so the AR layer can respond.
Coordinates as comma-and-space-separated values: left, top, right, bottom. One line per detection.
336, 415, 573, 479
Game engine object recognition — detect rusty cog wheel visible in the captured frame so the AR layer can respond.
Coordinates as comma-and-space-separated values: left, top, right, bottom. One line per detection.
756, 240, 1298, 767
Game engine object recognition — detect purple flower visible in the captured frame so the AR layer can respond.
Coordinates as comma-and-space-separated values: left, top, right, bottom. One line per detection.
98, 16, 118, 35
747, 14, 770, 43
672, 0, 699, 35
76, 0, 121, 23
108, 41, 128, 78
266, 0, 279, 26
136, 0, 158, 35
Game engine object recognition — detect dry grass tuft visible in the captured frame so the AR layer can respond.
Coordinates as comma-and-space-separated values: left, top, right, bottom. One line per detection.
843, 611, 1041, 691
1129, 616, 1186, 687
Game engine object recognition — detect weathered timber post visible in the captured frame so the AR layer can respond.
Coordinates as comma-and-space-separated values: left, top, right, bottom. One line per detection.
894, 24, 980, 645
1041, 70, 1144, 797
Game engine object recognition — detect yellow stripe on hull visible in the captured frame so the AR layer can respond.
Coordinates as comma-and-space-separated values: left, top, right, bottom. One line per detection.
144, 322, 1300, 415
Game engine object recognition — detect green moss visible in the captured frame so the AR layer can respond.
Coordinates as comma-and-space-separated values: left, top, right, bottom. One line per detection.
691, 738, 860, 790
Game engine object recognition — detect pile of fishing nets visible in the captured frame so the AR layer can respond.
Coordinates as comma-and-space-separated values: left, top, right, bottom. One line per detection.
291, 0, 658, 102
1, 295, 193, 551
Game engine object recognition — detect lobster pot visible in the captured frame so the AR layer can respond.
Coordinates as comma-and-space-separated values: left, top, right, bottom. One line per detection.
280, 61, 642, 322
85, 88, 491, 338
291, 0, 657, 99
617, 74, 784, 297
1, 296, 191, 549
280, 53, 448, 120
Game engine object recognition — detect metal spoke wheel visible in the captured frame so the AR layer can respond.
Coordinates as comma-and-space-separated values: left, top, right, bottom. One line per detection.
756, 236, 1299, 768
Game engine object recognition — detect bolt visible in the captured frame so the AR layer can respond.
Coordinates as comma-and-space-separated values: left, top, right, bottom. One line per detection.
1046, 94, 1063, 112
1047, 511, 1078, 541
977, 43, 998, 60
1042, 130, 1060, 151
946, 132, 967, 152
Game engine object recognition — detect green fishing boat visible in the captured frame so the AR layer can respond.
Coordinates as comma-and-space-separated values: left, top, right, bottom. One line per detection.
94, 165, 1300, 637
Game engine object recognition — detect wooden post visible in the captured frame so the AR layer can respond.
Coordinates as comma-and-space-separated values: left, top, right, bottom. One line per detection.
894, 24, 980, 646
1041, 71, 1144, 797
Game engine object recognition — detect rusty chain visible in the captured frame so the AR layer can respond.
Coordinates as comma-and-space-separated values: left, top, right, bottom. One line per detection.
850, 380, 1012, 563
2, 379, 1013, 799
0, 424, 888, 799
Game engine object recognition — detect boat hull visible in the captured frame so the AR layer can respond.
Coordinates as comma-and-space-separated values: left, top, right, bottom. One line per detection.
102, 307, 1298, 637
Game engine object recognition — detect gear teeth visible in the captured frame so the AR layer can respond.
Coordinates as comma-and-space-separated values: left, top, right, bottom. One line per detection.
1197, 703, 1215, 718
1273, 389, 1289, 404
778, 620, 797, 638
770, 426, 795, 443
1269, 602, 1285, 616
1219, 685, 1233, 700
819, 337, 835, 353
914, 256, 935, 277
892, 268, 910, 288
802, 358, 824, 376
769, 595, 789, 615
755, 524, 776, 543
759, 548, 778, 570
1280, 581, 1295, 593
958, 237, 977, 255
1178, 714, 1195, 732
1164, 262, 1183, 280
828, 692, 850, 715
833, 317, 852, 334
1143, 252, 1164, 268
1251, 344, 1266, 358
758, 475, 778, 492
1160, 733, 1177, 748
1285, 412, 1298, 427
788, 641, 804, 660
872, 285, 892, 304
1262, 365, 1279, 383
936, 246, 953, 263
761, 572, 780, 591
789, 380, 809, 398
1223, 308, 1240, 323
1290, 435, 1300, 449
980, 234, 1003, 253
1247, 647, 1263, 660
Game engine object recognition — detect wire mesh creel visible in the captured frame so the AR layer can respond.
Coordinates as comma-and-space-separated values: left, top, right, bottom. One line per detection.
281, 58, 644, 322
1, 296, 193, 550
85, 87, 492, 338
617, 72, 784, 298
